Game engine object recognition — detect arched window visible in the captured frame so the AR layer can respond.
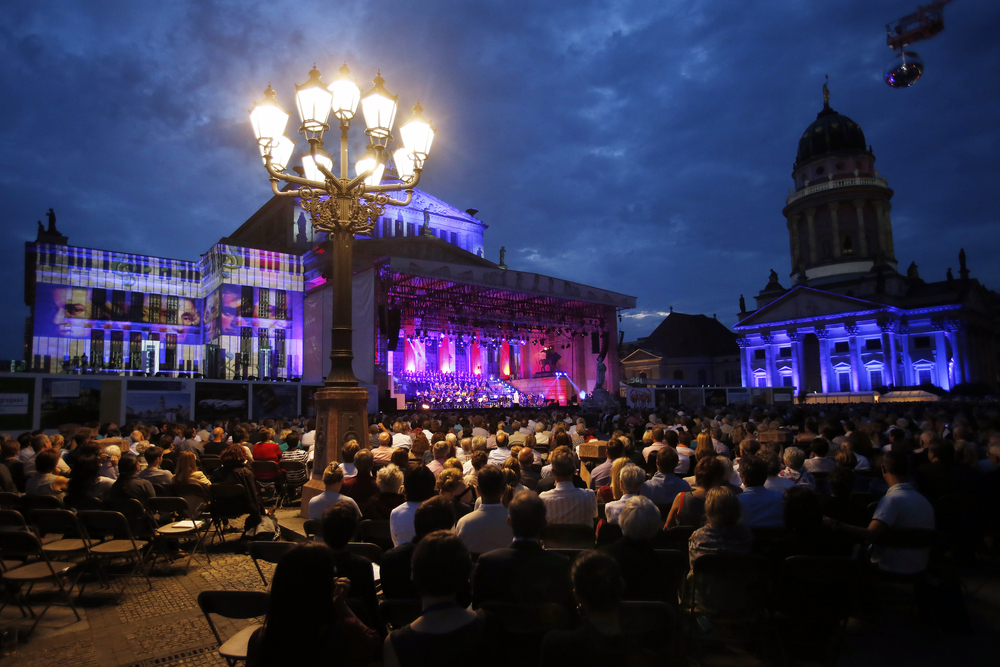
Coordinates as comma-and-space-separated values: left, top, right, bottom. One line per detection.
673, 370, 684, 381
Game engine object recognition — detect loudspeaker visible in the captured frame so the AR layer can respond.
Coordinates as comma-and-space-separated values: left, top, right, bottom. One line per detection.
591, 331, 600, 354
387, 309, 402, 350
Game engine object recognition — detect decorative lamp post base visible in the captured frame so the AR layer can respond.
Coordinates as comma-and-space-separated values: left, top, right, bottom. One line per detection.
300, 385, 369, 515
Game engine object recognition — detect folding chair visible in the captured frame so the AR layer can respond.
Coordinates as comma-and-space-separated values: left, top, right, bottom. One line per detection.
249, 541, 296, 586
160, 459, 176, 473
276, 460, 307, 509
20, 495, 64, 513
29, 509, 96, 593
772, 555, 860, 666
359, 519, 393, 552
653, 525, 696, 551
209, 484, 253, 543
146, 497, 211, 572
76, 510, 153, 593
344, 542, 383, 565
541, 523, 595, 549
201, 456, 222, 476
0, 492, 21, 511
302, 519, 323, 541
0, 510, 29, 577
252, 461, 280, 502
688, 553, 771, 649
378, 598, 423, 632
198, 589, 270, 667
0, 529, 80, 634
171, 482, 211, 517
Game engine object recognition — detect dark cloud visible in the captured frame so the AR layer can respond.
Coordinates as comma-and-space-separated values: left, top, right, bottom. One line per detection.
1, 1, 998, 358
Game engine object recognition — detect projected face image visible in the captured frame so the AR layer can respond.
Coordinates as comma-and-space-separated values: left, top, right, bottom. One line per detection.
179, 298, 201, 327
51, 287, 88, 332
221, 291, 242, 334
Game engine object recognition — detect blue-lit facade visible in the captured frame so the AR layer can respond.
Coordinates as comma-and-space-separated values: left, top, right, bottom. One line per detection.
734, 92, 999, 393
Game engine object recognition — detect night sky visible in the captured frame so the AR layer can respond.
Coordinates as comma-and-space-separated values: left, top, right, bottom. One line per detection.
2, 1, 998, 359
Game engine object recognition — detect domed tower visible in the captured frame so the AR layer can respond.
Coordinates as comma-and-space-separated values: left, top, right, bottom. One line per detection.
782, 83, 896, 283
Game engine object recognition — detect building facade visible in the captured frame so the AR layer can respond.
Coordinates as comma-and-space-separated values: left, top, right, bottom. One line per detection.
735, 88, 999, 393
620, 311, 741, 386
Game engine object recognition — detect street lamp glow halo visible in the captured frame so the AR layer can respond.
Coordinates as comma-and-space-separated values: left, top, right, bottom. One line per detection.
301, 146, 333, 183
249, 84, 290, 148
294, 66, 334, 137
259, 134, 295, 172
329, 63, 361, 122
359, 71, 398, 142
399, 101, 435, 160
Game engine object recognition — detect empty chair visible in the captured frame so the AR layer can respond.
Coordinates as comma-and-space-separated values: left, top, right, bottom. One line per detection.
146, 496, 211, 572
200, 456, 222, 475
249, 541, 296, 586
171, 482, 211, 516
359, 519, 393, 552
344, 542, 383, 565
198, 590, 270, 667
302, 519, 323, 541
29, 508, 91, 565
76, 510, 153, 593
209, 484, 253, 542
541, 523, 595, 549
0, 529, 80, 633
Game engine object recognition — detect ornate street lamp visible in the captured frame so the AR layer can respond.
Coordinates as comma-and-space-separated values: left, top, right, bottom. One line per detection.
249, 64, 434, 508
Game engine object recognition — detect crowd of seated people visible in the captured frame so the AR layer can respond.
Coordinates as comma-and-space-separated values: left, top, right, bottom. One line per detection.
3, 400, 1000, 664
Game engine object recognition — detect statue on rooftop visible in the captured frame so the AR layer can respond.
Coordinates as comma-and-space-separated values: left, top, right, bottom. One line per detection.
499, 246, 506, 266
46, 208, 57, 233
739, 294, 746, 312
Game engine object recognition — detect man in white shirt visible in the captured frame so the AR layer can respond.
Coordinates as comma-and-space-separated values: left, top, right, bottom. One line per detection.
508, 422, 526, 447
389, 466, 437, 546
488, 431, 512, 467
391, 422, 412, 449
471, 417, 489, 440
533, 422, 550, 445
803, 439, 836, 474
641, 428, 668, 463
826, 451, 935, 574
455, 465, 513, 554
539, 449, 597, 525
307, 462, 361, 521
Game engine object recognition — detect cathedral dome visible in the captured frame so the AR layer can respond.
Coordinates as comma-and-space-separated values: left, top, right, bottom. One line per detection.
795, 103, 867, 167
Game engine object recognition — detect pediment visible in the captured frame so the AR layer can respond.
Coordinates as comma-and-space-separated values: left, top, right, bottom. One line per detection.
621, 349, 663, 363
736, 286, 891, 328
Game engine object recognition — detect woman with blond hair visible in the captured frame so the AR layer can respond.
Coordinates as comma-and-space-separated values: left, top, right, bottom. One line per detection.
597, 457, 630, 503
688, 486, 753, 568
437, 468, 473, 519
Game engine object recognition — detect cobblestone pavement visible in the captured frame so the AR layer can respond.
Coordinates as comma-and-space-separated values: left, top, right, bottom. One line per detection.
0, 510, 293, 667
2, 508, 998, 667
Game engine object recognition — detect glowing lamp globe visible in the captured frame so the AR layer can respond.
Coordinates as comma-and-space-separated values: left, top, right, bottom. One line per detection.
354, 146, 385, 187
884, 51, 924, 89
393, 147, 416, 180
295, 66, 334, 133
329, 63, 361, 121
399, 101, 435, 161
301, 146, 333, 183
259, 134, 295, 172
249, 85, 290, 147
360, 71, 398, 139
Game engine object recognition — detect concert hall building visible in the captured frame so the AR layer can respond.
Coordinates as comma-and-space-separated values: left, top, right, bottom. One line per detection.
23, 181, 636, 406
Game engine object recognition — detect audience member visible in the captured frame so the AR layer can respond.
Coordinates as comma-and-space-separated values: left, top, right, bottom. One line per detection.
389, 466, 437, 546
640, 446, 691, 505
308, 462, 361, 520
381, 496, 458, 600
539, 449, 597, 526
456, 465, 513, 554
689, 487, 753, 568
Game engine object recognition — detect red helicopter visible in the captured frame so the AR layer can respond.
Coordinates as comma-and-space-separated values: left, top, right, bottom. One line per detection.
884, 0, 953, 88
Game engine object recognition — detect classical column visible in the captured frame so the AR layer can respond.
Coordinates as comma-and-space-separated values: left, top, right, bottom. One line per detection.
787, 214, 801, 270
762, 333, 776, 387
899, 321, 913, 385
845, 323, 861, 392
933, 328, 949, 390
875, 201, 895, 260
816, 328, 830, 393
805, 208, 818, 264
788, 332, 804, 391
736, 337, 751, 387
852, 199, 868, 257
828, 202, 841, 258
881, 321, 898, 386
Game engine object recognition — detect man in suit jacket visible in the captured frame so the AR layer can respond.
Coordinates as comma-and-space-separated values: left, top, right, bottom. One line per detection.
472, 490, 574, 610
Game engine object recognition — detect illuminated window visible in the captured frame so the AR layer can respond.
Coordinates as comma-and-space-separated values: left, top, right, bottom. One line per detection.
129, 332, 143, 369
165, 333, 177, 371
166, 295, 178, 324
838, 371, 851, 392
241, 286, 254, 318
382, 218, 391, 237
258, 288, 269, 318
111, 290, 126, 320
275, 290, 287, 320
240, 326, 253, 375
918, 369, 933, 385
869, 369, 883, 388
275, 329, 286, 371
110, 331, 124, 369
90, 330, 105, 365
395, 218, 404, 237
130, 292, 144, 322
407, 222, 415, 236
148, 294, 161, 323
